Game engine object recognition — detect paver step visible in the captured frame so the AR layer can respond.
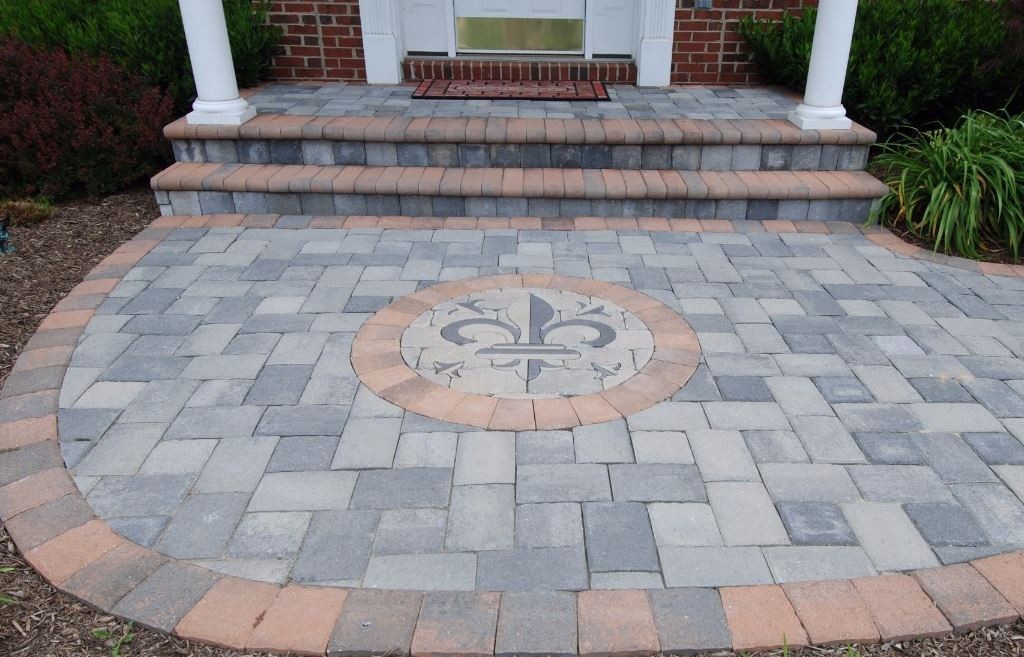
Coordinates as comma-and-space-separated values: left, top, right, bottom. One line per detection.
165, 115, 874, 172
165, 115, 877, 145
152, 163, 888, 221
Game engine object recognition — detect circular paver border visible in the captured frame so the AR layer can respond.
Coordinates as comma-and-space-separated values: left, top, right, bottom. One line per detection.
352, 275, 699, 431
2, 214, 1024, 656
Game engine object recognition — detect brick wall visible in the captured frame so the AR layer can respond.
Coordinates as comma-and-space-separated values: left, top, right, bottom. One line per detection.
260, 0, 814, 85
670, 0, 814, 85
264, 1, 365, 82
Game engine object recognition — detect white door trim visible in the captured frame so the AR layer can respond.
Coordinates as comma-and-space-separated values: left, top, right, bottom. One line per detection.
369, 0, 677, 86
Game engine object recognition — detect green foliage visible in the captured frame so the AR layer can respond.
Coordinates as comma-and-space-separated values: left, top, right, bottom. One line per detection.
871, 110, 1024, 259
92, 623, 135, 657
737, 0, 1012, 134
0, 0, 281, 111
0, 198, 54, 226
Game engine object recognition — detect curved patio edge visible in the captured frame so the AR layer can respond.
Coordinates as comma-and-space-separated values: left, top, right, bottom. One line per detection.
3, 214, 1024, 657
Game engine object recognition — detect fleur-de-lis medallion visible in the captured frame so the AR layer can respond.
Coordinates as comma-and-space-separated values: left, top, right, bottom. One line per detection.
438, 293, 618, 384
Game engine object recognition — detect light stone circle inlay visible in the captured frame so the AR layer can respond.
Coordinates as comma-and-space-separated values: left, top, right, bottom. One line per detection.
352, 274, 700, 431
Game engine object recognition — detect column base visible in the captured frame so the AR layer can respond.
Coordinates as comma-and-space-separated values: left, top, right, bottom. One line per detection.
186, 106, 257, 126
186, 98, 257, 126
788, 105, 853, 131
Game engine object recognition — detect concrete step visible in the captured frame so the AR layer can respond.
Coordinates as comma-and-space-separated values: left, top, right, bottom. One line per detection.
152, 163, 889, 221
165, 115, 874, 172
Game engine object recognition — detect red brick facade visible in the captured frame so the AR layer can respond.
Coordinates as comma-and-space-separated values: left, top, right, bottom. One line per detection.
262, 1, 814, 86
671, 0, 814, 85
265, 1, 365, 81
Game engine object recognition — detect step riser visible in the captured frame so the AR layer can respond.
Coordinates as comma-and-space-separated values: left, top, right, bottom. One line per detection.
157, 190, 876, 223
172, 139, 870, 172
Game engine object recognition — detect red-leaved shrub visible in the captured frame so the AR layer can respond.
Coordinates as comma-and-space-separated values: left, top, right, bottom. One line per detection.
0, 38, 174, 199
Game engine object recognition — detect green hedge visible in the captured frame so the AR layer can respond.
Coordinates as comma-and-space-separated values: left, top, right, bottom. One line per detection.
737, 0, 1015, 134
0, 0, 280, 112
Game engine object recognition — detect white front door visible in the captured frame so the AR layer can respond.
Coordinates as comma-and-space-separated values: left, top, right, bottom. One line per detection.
454, 0, 586, 20
454, 0, 587, 53
587, 0, 636, 56
401, 0, 452, 54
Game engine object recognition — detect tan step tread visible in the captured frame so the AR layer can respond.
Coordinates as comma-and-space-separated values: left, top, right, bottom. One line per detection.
152, 163, 890, 201
165, 115, 876, 146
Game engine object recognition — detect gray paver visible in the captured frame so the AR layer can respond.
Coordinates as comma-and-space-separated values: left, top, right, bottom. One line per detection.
762, 546, 876, 582
609, 464, 706, 502
648, 588, 731, 654
516, 503, 583, 548
350, 468, 453, 509
332, 417, 402, 469
847, 465, 954, 503
362, 553, 477, 591
154, 492, 248, 559
446, 485, 515, 551
573, 420, 634, 463
776, 502, 857, 546
248, 471, 358, 511
166, 406, 264, 439
86, 475, 193, 518
688, 429, 759, 481
583, 502, 659, 572
842, 502, 940, 570
496, 591, 578, 657
790, 416, 866, 464
659, 547, 773, 587
707, 482, 788, 546
373, 508, 447, 555
952, 483, 1024, 545
759, 463, 860, 502
292, 510, 379, 583
195, 436, 278, 493
112, 562, 218, 633
516, 464, 611, 503
903, 503, 990, 547
476, 547, 589, 591
258, 405, 349, 436
226, 511, 312, 557
454, 432, 516, 484
648, 503, 722, 547
516, 431, 574, 465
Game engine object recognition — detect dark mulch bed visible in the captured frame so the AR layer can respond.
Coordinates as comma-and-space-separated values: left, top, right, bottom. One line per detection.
880, 217, 1021, 266
2, 190, 1024, 656
0, 188, 158, 381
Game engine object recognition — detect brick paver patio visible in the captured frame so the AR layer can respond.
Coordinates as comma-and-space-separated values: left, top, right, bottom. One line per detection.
5, 214, 1024, 654
51, 216, 1024, 587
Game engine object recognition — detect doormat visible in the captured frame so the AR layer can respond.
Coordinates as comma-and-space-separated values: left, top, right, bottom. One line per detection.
412, 79, 609, 101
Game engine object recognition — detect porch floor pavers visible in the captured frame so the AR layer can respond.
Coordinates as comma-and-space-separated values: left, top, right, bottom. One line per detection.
246, 82, 798, 120
41, 217, 1024, 592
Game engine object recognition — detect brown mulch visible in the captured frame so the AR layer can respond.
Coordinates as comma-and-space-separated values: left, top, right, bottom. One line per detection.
1, 190, 1024, 656
881, 218, 1021, 266
0, 189, 158, 382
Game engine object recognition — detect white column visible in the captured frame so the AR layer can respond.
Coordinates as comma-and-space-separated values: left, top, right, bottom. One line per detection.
178, 0, 256, 125
789, 0, 858, 130
359, 0, 403, 84
635, 0, 676, 87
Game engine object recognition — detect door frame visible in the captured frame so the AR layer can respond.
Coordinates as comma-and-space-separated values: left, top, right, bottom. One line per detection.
361, 0, 675, 86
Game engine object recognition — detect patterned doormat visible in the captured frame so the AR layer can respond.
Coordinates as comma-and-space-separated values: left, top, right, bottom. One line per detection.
412, 79, 609, 101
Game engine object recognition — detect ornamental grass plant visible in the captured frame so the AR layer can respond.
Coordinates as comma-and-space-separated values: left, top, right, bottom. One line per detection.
870, 110, 1024, 260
